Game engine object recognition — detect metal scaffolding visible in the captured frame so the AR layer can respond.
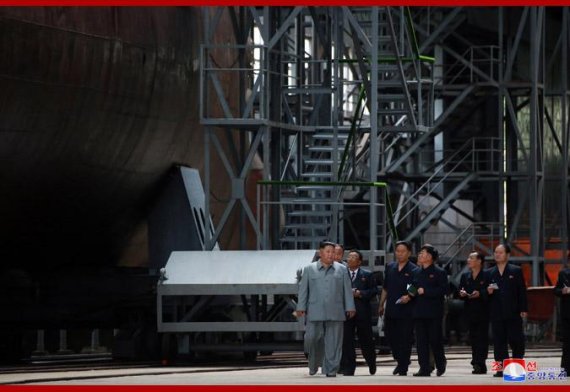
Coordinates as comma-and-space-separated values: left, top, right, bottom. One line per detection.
200, 7, 570, 282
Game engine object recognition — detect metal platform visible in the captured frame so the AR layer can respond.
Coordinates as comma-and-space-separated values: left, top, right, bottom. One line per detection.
157, 250, 316, 334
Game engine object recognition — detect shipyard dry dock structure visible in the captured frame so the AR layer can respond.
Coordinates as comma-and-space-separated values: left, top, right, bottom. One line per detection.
0, 6, 569, 378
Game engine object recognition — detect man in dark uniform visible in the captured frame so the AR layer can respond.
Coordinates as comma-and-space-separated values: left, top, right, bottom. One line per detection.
459, 251, 490, 374
379, 240, 419, 376
340, 249, 378, 375
410, 244, 448, 377
487, 243, 528, 378
554, 261, 570, 373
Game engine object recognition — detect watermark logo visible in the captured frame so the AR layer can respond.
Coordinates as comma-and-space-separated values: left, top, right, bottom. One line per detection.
491, 360, 567, 382
491, 360, 503, 372
526, 367, 567, 381
503, 359, 526, 382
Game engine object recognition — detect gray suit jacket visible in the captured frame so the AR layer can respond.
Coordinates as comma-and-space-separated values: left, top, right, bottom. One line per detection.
297, 261, 356, 321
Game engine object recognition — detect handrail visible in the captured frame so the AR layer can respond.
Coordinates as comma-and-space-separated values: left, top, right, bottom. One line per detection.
433, 48, 471, 89
442, 234, 475, 270
393, 136, 501, 226
385, 188, 399, 242
257, 180, 386, 187
404, 7, 435, 63
338, 85, 366, 179
280, 133, 298, 181
440, 224, 475, 259
439, 222, 502, 270
258, 179, 399, 243
394, 137, 475, 223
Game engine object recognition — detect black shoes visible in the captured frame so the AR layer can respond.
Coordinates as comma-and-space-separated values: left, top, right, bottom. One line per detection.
472, 365, 487, 374
436, 361, 447, 377
369, 362, 377, 375
326, 373, 336, 377
393, 366, 407, 376
309, 368, 318, 376
413, 370, 431, 377
493, 371, 504, 378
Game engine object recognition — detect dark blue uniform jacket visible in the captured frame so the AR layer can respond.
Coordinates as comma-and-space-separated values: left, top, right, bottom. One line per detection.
459, 269, 490, 321
411, 263, 449, 319
383, 261, 419, 319
350, 268, 378, 321
487, 263, 528, 321
554, 268, 570, 320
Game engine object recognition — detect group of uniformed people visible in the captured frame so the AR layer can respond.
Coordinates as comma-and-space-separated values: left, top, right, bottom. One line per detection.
296, 240, 570, 378
380, 242, 448, 377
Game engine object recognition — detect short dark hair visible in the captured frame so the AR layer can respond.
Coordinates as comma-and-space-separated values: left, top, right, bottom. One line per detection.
319, 240, 336, 249
335, 243, 345, 250
395, 240, 412, 252
420, 244, 439, 261
496, 243, 511, 254
348, 249, 363, 261
470, 251, 484, 263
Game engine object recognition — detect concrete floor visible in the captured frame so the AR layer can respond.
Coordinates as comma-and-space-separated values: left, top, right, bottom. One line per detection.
1, 347, 566, 385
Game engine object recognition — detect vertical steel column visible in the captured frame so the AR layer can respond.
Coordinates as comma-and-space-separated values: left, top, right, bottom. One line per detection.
204, 126, 213, 250
528, 7, 544, 285
201, 7, 274, 250
332, 8, 341, 242
33, 329, 46, 356
58, 329, 72, 354
263, 124, 271, 250
240, 129, 247, 250
265, 7, 282, 251
562, 8, 569, 262
369, 8, 379, 262
295, 10, 304, 184
203, 8, 213, 251
498, 7, 506, 241
90, 329, 101, 352
237, 8, 251, 251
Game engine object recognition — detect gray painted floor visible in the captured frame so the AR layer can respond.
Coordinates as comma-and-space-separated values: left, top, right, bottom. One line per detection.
2, 348, 566, 385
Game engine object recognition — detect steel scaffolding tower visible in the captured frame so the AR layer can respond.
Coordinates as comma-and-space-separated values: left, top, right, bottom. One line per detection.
200, 7, 570, 282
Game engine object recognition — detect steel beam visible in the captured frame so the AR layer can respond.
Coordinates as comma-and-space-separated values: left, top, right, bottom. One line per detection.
562, 8, 569, 263
369, 7, 379, 260
160, 321, 304, 333
528, 7, 545, 286
505, 7, 529, 82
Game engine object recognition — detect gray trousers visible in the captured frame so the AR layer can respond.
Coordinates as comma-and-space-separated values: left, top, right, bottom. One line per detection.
305, 320, 344, 375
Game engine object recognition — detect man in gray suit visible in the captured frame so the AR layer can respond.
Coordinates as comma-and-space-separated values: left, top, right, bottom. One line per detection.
297, 241, 356, 377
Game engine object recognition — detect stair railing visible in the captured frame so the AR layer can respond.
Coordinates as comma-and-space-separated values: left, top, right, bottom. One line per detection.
439, 221, 503, 271
393, 137, 476, 226
256, 180, 398, 250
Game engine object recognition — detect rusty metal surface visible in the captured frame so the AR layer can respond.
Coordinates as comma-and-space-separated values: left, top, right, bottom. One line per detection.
0, 7, 236, 271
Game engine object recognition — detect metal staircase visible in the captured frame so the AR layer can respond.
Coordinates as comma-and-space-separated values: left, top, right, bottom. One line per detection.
279, 130, 350, 249
345, 6, 430, 134
390, 137, 500, 243
272, 6, 434, 251
377, 21, 503, 260
247, 7, 499, 268
439, 221, 502, 275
